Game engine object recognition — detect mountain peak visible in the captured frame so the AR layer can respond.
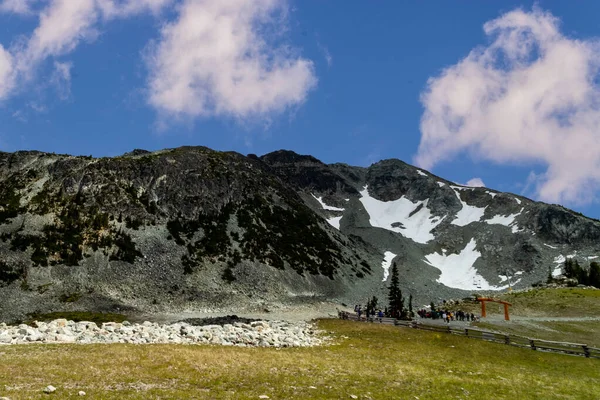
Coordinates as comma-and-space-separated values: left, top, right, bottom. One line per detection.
1, 145, 599, 322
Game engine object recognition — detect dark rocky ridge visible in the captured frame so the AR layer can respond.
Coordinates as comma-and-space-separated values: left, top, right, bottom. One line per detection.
0, 146, 599, 321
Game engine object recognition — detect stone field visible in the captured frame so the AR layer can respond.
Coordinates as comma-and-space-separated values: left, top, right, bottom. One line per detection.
0, 319, 326, 347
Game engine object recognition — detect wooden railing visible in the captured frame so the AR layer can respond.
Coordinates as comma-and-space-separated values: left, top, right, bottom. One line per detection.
340, 313, 599, 359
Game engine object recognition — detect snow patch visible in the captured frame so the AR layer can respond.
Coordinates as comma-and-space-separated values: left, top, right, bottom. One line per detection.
485, 208, 522, 226
514, 198, 522, 205
381, 251, 396, 282
588, 256, 598, 260
450, 185, 474, 191
484, 208, 524, 232
511, 225, 525, 233
327, 216, 342, 230
451, 189, 486, 227
359, 186, 444, 244
312, 194, 345, 211
544, 243, 558, 249
416, 170, 427, 177
437, 181, 446, 187
552, 266, 563, 277
423, 238, 509, 291
486, 191, 497, 198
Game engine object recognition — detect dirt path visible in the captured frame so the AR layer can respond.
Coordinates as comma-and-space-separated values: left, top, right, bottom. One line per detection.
135, 302, 344, 324
487, 316, 600, 322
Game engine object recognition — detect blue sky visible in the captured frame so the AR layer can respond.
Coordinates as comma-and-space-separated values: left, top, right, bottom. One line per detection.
1, 1, 600, 218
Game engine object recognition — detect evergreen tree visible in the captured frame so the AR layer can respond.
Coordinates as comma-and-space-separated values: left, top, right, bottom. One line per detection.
388, 262, 404, 318
365, 296, 379, 319
547, 267, 554, 283
564, 259, 586, 285
589, 262, 600, 288
408, 294, 413, 318
369, 296, 378, 311
564, 258, 574, 278
577, 260, 589, 285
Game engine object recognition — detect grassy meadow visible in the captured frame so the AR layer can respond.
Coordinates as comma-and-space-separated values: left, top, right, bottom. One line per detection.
1, 318, 599, 400
454, 287, 600, 317
448, 288, 600, 347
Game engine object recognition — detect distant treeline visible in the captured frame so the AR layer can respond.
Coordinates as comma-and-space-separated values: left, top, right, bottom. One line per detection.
555, 259, 600, 288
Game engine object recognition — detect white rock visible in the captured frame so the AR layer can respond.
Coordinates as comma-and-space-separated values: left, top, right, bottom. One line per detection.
78, 391, 86, 396
43, 385, 57, 393
0, 319, 322, 348
55, 334, 76, 343
0, 335, 12, 343
258, 396, 270, 399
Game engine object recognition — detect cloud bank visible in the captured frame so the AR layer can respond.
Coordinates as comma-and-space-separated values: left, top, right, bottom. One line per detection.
0, 0, 315, 122
0, 0, 37, 15
0, 0, 174, 100
415, 8, 600, 205
145, 0, 317, 121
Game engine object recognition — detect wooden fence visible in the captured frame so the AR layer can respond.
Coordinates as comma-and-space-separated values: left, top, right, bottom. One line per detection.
340, 313, 600, 359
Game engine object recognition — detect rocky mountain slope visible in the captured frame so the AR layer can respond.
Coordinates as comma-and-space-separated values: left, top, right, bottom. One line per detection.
1, 146, 599, 321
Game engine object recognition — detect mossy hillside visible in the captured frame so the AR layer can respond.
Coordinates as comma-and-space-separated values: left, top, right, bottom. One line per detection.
2, 147, 357, 280
0, 186, 22, 224
165, 194, 358, 280
236, 195, 349, 278
0, 146, 384, 321
4, 194, 142, 267
0, 259, 25, 286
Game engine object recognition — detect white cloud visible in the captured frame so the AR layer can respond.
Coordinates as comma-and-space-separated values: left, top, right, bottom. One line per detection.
0, 0, 173, 101
465, 178, 485, 187
0, 0, 314, 123
317, 39, 332, 68
0, 0, 37, 15
96, 0, 173, 19
0, 45, 14, 100
51, 61, 72, 100
22, 0, 99, 66
415, 7, 600, 205
145, 0, 317, 121
323, 47, 333, 68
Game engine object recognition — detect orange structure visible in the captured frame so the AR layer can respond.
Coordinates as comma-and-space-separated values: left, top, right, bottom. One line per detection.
476, 297, 512, 321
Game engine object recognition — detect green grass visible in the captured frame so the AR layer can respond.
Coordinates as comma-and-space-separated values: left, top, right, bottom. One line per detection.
456, 288, 600, 317
474, 320, 600, 348
0, 319, 598, 399
445, 288, 600, 348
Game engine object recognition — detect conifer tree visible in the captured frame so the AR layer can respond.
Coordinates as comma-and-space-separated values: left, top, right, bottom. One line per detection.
589, 262, 600, 288
388, 262, 404, 318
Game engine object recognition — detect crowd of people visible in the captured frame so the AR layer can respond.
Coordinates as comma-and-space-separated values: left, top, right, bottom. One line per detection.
352, 305, 386, 320
416, 309, 479, 323
339, 304, 480, 324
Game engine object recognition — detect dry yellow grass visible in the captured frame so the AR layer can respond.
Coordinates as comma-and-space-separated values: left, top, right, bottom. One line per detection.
1, 319, 598, 399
